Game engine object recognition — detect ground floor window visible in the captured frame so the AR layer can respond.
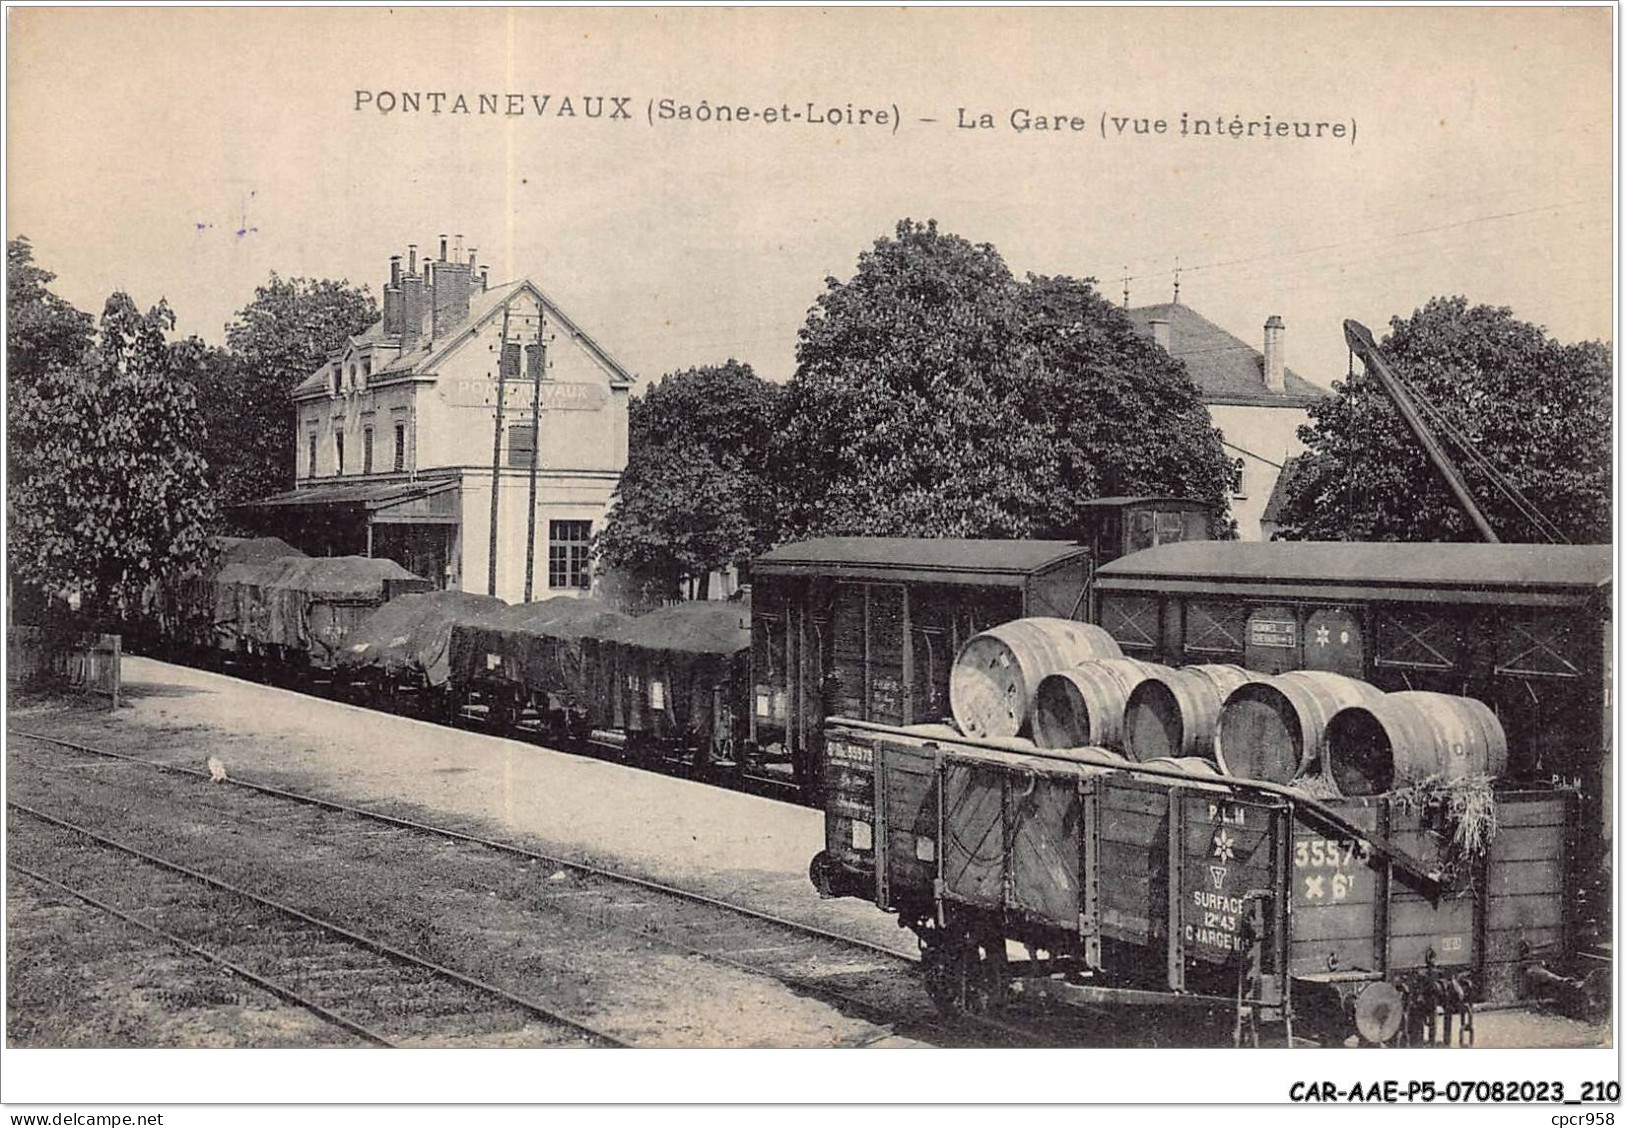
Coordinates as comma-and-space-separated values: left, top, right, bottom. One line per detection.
548, 519, 592, 589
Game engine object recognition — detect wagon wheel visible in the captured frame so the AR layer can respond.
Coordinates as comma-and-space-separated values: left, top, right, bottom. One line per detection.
919, 923, 1007, 1017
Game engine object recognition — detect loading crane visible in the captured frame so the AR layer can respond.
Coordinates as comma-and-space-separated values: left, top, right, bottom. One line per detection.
1341, 318, 1501, 543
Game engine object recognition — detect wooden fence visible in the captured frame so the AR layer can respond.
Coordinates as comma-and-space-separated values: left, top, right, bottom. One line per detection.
8, 626, 121, 708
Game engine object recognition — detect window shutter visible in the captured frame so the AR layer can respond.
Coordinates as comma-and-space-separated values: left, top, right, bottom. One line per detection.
500, 342, 522, 380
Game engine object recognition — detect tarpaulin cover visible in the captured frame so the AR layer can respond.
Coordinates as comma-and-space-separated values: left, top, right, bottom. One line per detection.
216, 536, 308, 566
213, 555, 425, 662
339, 590, 510, 686
448, 597, 632, 700
157, 537, 309, 644
587, 601, 752, 739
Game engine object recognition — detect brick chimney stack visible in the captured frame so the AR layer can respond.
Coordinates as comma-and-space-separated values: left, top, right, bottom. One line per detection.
1149, 317, 1171, 350
399, 247, 426, 350
383, 255, 403, 335
424, 231, 473, 332
1263, 315, 1286, 391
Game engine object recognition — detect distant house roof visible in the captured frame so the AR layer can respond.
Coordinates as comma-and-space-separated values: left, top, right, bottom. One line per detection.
1095, 540, 1611, 607
754, 537, 1088, 586
293, 279, 634, 401
1124, 303, 1327, 407
1259, 454, 1304, 529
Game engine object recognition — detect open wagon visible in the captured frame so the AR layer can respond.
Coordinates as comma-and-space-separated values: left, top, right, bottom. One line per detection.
812, 718, 1595, 1046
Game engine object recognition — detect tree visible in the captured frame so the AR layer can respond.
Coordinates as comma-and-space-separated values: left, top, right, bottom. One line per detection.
9, 291, 218, 624
202, 274, 377, 510
596, 361, 782, 598
774, 219, 1235, 540
1018, 274, 1236, 535
1276, 297, 1612, 543
7, 237, 93, 388
775, 219, 1037, 538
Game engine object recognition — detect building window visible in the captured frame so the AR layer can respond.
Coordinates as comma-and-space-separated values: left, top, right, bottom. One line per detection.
308, 433, 318, 478
363, 427, 374, 475
548, 520, 592, 589
335, 431, 345, 476
508, 423, 536, 468
394, 423, 406, 472
1231, 457, 1248, 499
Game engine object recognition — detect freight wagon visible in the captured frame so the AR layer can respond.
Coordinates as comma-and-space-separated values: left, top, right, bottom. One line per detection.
1091, 542, 1612, 867
749, 497, 1214, 795
813, 719, 1594, 1045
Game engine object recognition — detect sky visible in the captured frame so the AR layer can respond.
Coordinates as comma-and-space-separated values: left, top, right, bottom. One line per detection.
6, 7, 1614, 393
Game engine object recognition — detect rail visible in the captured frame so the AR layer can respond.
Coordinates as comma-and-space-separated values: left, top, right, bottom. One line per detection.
10, 802, 630, 1047
11, 727, 1052, 1048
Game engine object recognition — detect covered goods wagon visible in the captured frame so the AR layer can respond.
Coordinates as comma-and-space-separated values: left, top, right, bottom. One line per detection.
750, 537, 1093, 794
1092, 542, 1611, 850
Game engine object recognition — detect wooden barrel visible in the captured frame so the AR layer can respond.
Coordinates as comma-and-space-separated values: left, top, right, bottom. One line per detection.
1215, 671, 1383, 784
1324, 691, 1508, 796
950, 618, 1123, 739
1031, 657, 1167, 751
1123, 664, 1256, 762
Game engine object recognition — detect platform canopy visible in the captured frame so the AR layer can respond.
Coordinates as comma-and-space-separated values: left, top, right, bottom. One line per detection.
233, 479, 459, 524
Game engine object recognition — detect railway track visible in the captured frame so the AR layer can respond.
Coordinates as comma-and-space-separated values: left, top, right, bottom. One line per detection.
9, 727, 1049, 1048
8, 805, 626, 1048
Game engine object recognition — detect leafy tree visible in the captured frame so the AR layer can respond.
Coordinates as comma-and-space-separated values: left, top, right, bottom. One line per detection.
775, 219, 1037, 538
9, 291, 218, 624
7, 237, 93, 387
597, 361, 782, 598
774, 219, 1234, 540
1277, 297, 1612, 543
1018, 274, 1235, 535
203, 274, 377, 510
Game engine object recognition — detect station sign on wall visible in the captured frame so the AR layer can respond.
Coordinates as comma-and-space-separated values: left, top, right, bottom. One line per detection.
443, 378, 608, 412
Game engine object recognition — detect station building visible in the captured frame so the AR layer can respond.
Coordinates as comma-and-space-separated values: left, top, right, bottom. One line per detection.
237, 237, 632, 602
1124, 302, 1327, 540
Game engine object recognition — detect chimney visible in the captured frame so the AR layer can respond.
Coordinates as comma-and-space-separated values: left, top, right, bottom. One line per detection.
383, 285, 401, 335
439, 234, 448, 261
1263, 315, 1286, 391
479, 266, 490, 292
390, 255, 402, 287
468, 246, 477, 273
432, 257, 473, 331
454, 233, 464, 261
407, 244, 417, 275
399, 272, 425, 350
1149, 317, 1171, 350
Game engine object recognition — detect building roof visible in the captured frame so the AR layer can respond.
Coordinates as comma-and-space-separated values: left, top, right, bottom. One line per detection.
1124, 303, 1327, 407
1095, 540, 1611, 607
754, 537, 1088, 586
293, 279, 635, 401
1258, 455, 1303, 528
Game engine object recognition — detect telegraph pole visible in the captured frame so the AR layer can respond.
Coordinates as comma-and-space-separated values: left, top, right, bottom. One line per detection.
487, 299, 513, 595
522, 308, 548, 602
